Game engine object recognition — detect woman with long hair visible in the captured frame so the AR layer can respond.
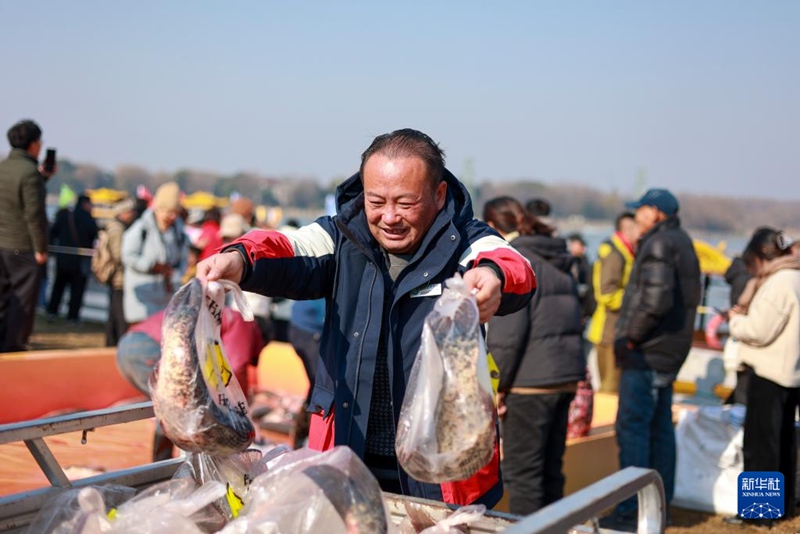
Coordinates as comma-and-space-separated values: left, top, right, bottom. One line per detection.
727, 227, 800, 522
484, 196, 585, 514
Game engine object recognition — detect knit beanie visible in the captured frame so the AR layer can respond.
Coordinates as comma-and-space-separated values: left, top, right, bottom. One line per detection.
153, 182, 181, 211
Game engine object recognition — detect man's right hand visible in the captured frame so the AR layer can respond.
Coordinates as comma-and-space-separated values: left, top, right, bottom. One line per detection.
34, 252, 48, 265
496, 391, 507, 418
196, 250, 244, 283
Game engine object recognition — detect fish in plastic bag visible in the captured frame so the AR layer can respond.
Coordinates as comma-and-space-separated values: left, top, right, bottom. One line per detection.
395, 274, 495, 483
151, 278, 256, 456
172, 446, 290, 520
220, 446, 390, 534
399, 503, 488, 534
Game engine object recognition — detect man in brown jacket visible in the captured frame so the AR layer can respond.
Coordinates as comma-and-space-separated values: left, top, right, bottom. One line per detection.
586, 212, 639, 392
0, 120, 55, 352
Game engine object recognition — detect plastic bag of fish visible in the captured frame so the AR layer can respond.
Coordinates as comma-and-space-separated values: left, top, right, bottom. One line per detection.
399, 503, 487, 534
172, 445, 290, 522
24, 480, 224, 534
395, 274, 496, 483
151, 278, 256, 456
219, 446, 391, 534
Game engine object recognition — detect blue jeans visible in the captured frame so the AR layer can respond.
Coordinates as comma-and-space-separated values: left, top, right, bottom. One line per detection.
614, 367, 676, 517
116, 331, 160, 396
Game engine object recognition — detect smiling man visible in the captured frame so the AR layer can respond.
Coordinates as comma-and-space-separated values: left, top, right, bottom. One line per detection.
197, 128, 536, 506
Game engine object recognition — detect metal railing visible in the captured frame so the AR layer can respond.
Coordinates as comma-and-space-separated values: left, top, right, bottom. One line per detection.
503, 467, 666, 534
47, 244, 95, 257
0, 402, 666, 533
0, 402, 182, 533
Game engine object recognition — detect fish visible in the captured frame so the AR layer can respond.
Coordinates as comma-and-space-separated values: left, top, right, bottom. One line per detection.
150, 278, 255, 456
397, 279, 495, 483
302, 464, 389, 534
430, 294, 495, 480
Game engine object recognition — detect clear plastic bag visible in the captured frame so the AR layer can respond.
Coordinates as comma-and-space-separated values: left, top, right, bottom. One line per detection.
109, 478, 226, 533
24, 484, 134, 534
419, 505, 486, 534
172, 447, 289, 520
225, 446, 391, 534
151, 278, 256, 456
395, 275, 495, 483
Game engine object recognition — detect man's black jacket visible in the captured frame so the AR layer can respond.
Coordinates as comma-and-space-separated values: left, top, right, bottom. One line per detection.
614, 216, 701, 373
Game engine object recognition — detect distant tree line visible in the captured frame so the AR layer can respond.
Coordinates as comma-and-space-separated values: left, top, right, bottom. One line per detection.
42, 158, 800, 234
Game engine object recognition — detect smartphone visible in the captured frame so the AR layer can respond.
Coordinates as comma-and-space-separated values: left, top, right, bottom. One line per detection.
43, 148, 56, 173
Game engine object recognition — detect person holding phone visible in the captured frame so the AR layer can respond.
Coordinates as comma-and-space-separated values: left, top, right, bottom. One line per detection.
0, 119, 57, 352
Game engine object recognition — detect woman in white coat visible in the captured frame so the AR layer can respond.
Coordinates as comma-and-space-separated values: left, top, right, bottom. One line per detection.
728, 227, 800, 520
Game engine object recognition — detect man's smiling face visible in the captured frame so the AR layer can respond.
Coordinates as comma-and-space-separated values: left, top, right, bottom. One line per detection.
362, 154, 446, 255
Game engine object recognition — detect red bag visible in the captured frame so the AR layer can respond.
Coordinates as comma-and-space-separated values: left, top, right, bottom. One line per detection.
567, 369, 594, 439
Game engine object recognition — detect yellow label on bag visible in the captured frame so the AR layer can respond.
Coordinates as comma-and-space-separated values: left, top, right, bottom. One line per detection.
226, 483, 244, 518
107, 508, 117, 520
487, 351, 500, 396
204, 341, 232, 388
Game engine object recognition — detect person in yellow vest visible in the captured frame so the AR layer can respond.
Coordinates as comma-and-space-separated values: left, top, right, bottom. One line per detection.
587, 212, 639, 393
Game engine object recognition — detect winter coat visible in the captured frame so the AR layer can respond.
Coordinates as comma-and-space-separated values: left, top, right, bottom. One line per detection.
0, 149, 47, 253
729, 267, 800, 388
614, 216, 701, 373
725, 257, 751, 307
487, 234, 585, 391
121, 209, 188, 323
228, 169, 536, 506
587, 233, 635, 346
105, 218, 129, 290
49, 205, 98, 272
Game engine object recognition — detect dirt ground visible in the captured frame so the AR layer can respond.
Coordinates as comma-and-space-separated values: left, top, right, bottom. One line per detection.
26, 317, 800, 533
666, 506, 799, 533
28, 314, 107, 350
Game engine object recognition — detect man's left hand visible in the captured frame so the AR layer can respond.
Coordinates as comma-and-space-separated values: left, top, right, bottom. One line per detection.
463, 266, 502, 323
38, 164, 58, 179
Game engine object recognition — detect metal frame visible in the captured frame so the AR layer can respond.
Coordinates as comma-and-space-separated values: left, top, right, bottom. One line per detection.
0, 402, 665, 533
0, 402, 182, 533
503, 467, 666, 534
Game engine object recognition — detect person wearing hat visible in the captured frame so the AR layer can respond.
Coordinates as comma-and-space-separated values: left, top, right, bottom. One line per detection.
121, 182, 189, 324
601, 188, 701, 530
231, 197, 256, 227
219, 213, 249, 244
102, 197, 138, 345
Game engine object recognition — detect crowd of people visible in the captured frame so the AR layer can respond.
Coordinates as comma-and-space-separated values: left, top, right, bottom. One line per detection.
2, 119, 799, 529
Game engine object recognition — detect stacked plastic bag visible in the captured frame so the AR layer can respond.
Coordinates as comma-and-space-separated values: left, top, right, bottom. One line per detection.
27, 445, 494, 533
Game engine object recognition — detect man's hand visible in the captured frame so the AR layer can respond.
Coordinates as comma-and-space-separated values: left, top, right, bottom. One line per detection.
34, 252, 48, 265
463, 266, 502, 323
196, 250, 245, 283
38, 164, 58, 179
151, 263, 171, 275
496, 391, 507, 418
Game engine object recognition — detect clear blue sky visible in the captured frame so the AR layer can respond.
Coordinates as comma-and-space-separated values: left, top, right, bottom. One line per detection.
2, 1, 797, 199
